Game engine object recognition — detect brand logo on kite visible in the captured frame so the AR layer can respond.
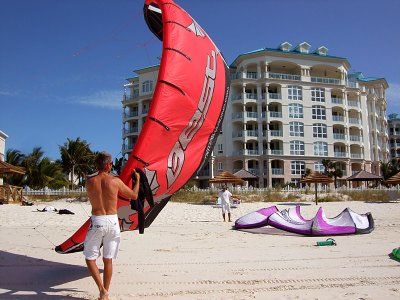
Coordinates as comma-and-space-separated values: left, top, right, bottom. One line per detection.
187, 21, 205, 37
166, 50, 217, 188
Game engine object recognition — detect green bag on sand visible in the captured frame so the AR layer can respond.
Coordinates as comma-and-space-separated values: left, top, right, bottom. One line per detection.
316, 238, 336, 246
392, 247, 400, 261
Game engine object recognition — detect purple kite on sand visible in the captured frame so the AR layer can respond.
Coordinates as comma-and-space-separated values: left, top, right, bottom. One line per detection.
235, 205, 374, 236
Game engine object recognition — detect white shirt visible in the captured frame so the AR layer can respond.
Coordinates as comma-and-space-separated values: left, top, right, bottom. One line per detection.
219, 190, 232, 205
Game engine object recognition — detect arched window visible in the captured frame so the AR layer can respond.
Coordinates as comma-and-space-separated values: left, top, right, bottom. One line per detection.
289, 121, 304, 137
142, 80, 153, 93
289, 103, 304, 118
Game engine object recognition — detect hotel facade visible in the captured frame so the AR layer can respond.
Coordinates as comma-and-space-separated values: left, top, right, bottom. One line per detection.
122, 42, 389, 188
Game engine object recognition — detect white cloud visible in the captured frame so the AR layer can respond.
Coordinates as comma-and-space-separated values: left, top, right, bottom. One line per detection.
70, 90, 122, 110
0, 90, 17, 97
386, 83, 400, 114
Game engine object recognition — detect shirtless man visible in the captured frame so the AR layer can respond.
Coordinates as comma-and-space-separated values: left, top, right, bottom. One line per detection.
83, 152, 140, 300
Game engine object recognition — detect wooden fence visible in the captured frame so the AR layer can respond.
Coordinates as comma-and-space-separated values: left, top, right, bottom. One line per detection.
0, 185, 24, 203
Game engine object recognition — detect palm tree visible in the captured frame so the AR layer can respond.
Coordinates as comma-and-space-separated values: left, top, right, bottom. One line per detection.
59, 138, 94, 189
112, 157, 126, 175
21, 147, 67, 189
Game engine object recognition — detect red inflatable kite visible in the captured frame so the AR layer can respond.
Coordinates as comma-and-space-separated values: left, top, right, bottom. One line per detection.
56, 0, 230, 254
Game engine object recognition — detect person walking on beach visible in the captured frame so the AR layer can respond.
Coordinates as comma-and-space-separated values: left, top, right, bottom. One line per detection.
83, 152, 140, 300
218, 185, 232, 222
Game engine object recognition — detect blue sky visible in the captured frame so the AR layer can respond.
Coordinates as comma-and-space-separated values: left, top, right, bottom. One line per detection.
1, 0, 399, 160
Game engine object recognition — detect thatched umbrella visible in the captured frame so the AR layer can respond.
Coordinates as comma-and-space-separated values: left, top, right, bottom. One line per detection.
300, 172, 333, 205
0, 161, 25, 175
384, 171, 400, 185
209, 171, 244, 185
346, 170, 382, 188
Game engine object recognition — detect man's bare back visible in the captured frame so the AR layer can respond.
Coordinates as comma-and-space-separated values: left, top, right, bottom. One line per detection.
86, 170, 140, 216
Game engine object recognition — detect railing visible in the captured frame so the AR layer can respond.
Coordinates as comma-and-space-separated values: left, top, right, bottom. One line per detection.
331, 97, 343, 105
123, 94, 139, 102
0, 185, 23, 203
269, 93, 281, 99
268, 72, 301, 81
270, 150, 284, 155
271, 168, 284, 175
333, 133, 345, 140
332, 115, 344, 122
350, 135, 362, 142
23, 186, 86, 196
351, 153, 363, 159
349, 117, 360, 124
270, 111, 282, 118
347, 100, 359, 107
334, 152, 347, 157
123, 111, 138, 118
311, 76, 340, 85
270, 130, 283, 137
346, 81, 358, 88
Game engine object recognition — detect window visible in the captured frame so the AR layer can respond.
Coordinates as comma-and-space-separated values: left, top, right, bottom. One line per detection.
291, 161, 305, 175
314, 141, 328, 156
142, 80, 153, 93
289, 122, 304, 137
289, 103, 304, 118
311, 87, 325, 102
288, 85, 302, 100
290, 140, 305, 155
218, 162, 223, 171
314, 162, 325, 173
217, 144, 223, 154
312, 105, 326, 120
313, 123, 327, 138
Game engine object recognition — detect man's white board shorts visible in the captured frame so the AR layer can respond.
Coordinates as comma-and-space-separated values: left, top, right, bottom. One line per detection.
83, 215, 120, 260
221, 202, 231, 214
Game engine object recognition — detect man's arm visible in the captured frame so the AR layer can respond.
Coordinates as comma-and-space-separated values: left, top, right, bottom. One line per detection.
117, 171, 140, 200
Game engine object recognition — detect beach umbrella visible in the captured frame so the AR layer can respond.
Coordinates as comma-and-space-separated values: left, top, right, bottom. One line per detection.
0, 161, 25, 175
384, 171, 400, 185
300, 172, 333, 205
209, 171, 244, 185
346, 170, 382, 188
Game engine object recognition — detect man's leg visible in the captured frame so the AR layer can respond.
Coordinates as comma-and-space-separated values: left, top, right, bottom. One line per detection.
222, 213, 226, 221
228, 212, 231, 222
103, 258, 113, 292
86, 259, 108, 299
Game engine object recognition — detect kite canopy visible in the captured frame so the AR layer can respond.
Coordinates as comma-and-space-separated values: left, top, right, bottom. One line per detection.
56, 0, 230, 254
235, 205, 374, 236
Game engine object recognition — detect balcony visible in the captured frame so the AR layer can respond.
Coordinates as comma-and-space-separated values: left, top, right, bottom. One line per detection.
334, 152, 347, 158
123, 94, 139, 102
332, 115, 345, 122
232, 130, 259, 138
346, 81, 359, 88
271, 168, 284, 175
311, 76, 341, 85
269, 93, 282, 100
350, 135, 362, 142
270, 149, 284, 155
123, 111, 139, 119
268, 72, 301, 81
232, 149, 260, 156
123, 127, 139, 136
348, 117, 360, 125
331, 98, 344, 105
333, 133, 345, 140
269, 111, 282, 118
347, 100, 359, 107
270, 130, 283, 137
350, 153, 363, 159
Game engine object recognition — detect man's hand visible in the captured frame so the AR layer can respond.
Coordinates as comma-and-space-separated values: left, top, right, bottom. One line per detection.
133, 170, 140, 183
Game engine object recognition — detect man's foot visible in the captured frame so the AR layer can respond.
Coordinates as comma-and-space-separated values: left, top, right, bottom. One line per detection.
99, 289, 109, 300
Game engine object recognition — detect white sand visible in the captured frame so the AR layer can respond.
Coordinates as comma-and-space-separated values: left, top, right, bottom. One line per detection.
1, 199, 400, 299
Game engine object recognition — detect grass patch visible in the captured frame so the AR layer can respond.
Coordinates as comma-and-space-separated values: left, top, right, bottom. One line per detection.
338, 190, 392, 202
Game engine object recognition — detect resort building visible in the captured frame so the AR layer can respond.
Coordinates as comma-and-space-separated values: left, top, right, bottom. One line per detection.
388, 114, 400, 159
121, 42, 390, 188
0, 130, 9, 185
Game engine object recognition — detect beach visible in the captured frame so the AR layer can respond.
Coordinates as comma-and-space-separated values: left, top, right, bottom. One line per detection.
1, 199, 399, 299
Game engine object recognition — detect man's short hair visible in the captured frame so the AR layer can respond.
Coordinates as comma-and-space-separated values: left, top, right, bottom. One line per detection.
95, 152, 112, 170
